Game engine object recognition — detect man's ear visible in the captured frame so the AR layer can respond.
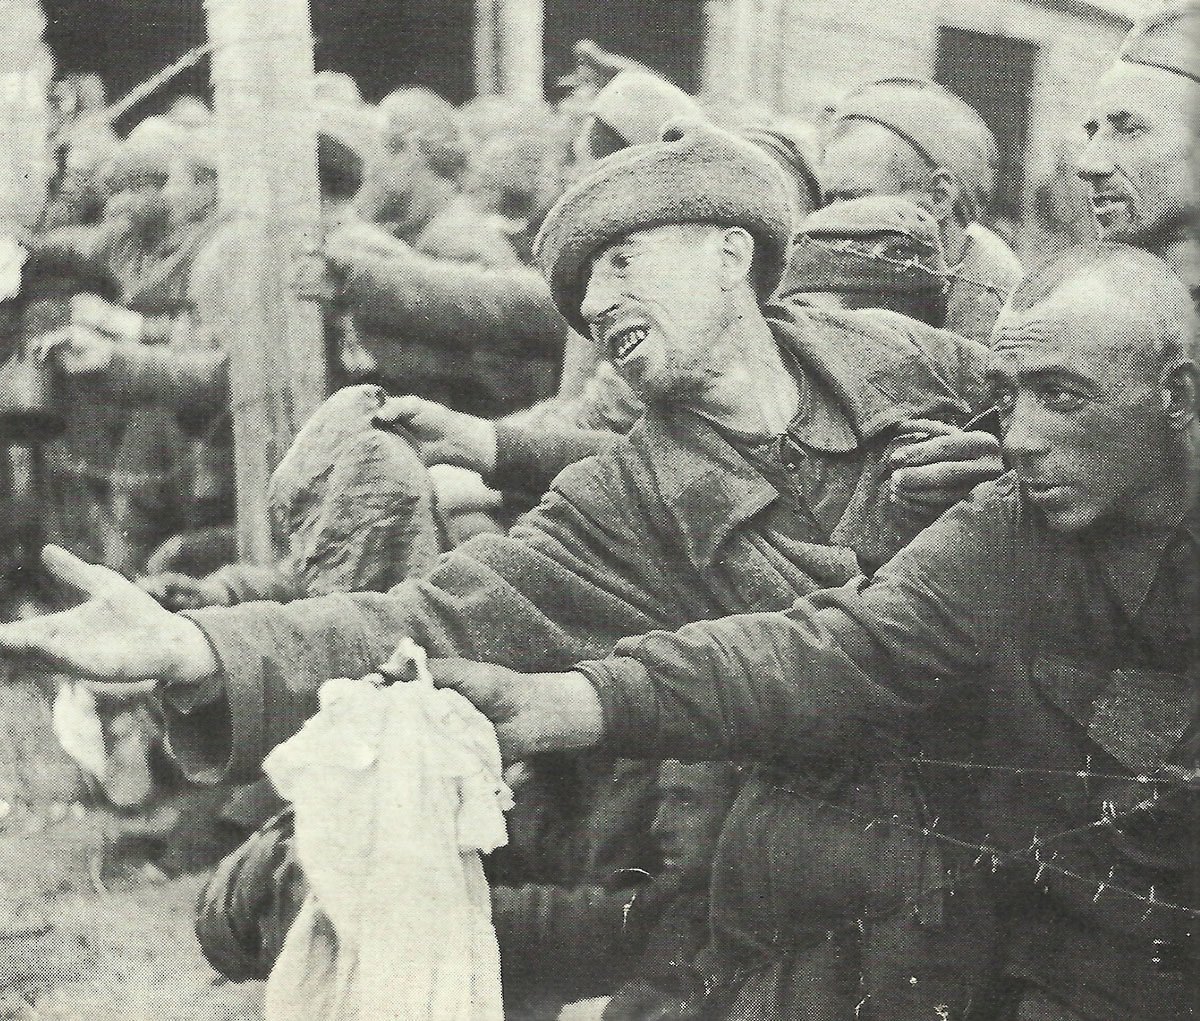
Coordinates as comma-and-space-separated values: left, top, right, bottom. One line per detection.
1162, 360, 1198, 431
927, 169, 962, 226
720, 226, 756, 290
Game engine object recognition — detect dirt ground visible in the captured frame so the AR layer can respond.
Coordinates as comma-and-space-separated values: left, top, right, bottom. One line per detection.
0, 674, 264, 1021
0, 804, 263, 1021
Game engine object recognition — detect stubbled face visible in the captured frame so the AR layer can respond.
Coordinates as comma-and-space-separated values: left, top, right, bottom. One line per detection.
578, 224, 738, 402
989, 276, 1174, 532
1078, 63, 1200, 249
651, 761, 738, 882
821, 120, 936, 216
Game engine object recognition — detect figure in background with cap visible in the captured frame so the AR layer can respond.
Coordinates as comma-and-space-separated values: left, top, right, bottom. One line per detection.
822, 77, 1022, 345
1078, 0, 1200, 305
0, 121, 1002, 1019
326, 86, 565, 421
779, 194, 952, 328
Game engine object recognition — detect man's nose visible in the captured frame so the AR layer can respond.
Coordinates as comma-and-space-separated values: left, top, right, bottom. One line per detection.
579, 272, 615, 329
1077, 135, 1115, 185
650, 804, 671, 841
1001, 400, 1050, 461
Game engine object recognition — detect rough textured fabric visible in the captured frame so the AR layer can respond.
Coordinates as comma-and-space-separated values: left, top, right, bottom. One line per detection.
167, 307, 986, 783
166, 307, 993, 1019
579, 474, 1199, 1021
263, 646, 511, 1021
535, 122, 795, 337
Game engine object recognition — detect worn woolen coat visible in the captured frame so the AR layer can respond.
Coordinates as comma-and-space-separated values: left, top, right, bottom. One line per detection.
167, 303, 991, 1019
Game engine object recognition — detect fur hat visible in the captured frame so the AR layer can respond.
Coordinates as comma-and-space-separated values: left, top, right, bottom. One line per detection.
534, 121, 794, 337
1118, 0, 1200, 83
830, 77, 998, 222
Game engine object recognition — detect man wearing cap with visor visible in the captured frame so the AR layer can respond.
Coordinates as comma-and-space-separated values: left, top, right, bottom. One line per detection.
1078, 0, 1200, 306
0, 122, 1000, 1016
822, 77, 1022, 345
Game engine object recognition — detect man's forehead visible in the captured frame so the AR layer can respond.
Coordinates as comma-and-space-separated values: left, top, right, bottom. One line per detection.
1091, 61, 1198, 120
993, 279, 1151, 364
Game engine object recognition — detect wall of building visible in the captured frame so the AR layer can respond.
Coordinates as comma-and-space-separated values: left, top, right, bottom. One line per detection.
702, 0, 1128, 189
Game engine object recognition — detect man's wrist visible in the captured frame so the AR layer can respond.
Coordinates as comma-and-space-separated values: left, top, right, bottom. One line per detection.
534, 670, 605, 753
461, 416, 498, 474
163, 614, 222, 687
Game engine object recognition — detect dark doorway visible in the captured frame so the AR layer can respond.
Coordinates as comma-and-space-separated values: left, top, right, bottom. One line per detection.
935, 25, 1039, 220
41, 0, 476, 116
543, 0, 704, 95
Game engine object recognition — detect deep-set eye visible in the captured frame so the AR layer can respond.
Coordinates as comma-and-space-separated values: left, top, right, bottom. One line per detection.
1041, 388, 1087, 413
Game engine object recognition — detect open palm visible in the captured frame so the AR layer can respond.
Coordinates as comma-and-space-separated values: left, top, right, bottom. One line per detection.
0, 546, 217, 684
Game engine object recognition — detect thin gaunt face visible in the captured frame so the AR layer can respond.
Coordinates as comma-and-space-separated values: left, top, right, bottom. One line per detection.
1078, 62, 1200, 249
990, 276, 1174, 532
579, 224, 739, 402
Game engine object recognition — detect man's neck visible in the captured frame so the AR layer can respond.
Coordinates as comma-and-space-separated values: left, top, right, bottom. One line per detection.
690, 308, 799, 437
1123, 428, 1200, 530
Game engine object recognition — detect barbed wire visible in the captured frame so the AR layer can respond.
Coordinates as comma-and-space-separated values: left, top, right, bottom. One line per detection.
770, 776, 1200, 922
797, 236, 1016, 299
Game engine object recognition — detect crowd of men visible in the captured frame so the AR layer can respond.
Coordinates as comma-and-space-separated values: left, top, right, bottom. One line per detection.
0, 1, 1196, 1018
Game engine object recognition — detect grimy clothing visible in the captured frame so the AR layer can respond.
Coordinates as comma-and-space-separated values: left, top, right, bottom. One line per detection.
578, 473, 1199, 1021
165, 304, 992, 1019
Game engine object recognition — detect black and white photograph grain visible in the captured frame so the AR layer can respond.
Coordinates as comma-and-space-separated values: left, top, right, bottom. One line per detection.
0, 0, 1194, 1018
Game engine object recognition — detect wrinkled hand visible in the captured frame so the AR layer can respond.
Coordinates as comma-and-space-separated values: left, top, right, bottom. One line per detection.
888, 419, 1004, 514
374, 395, 497, 473
70, 292, 144, 344
138, 571, 230, 611
37, 324, 115, 375
427, 658, 604, 762
0, 546, 218, 685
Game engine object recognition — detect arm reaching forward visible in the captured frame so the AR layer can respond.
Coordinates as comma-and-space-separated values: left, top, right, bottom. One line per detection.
427, 659, 604, 762
0, 546, 219, 686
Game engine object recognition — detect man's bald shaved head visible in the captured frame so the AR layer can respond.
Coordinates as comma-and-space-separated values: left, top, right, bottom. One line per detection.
1001, 244, 1197, 368
992, 245, 1197, 531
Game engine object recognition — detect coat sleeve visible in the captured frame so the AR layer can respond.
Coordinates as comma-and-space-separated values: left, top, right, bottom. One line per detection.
488, 424, 623, 502
164, 443, 685, 784
342, 247, 568, 363
101, 341, 228, 412
574, 479, 1022, 766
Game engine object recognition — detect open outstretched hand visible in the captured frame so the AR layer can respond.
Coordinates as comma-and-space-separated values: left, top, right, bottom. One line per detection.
426, 658, 604, 762
0, 546, 219, 685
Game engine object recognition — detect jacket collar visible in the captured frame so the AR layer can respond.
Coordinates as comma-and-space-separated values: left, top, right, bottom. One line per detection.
641, 308, 974, 568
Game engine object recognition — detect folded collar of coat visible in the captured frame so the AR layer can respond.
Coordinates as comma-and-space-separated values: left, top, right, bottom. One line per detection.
643, 308, 977, 568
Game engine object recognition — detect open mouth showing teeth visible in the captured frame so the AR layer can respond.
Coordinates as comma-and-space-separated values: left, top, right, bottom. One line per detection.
611, 326, 648, 362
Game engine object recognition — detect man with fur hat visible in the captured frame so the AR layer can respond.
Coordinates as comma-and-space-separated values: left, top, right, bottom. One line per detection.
1078, 0, 1199, 304
0, 124, 1001, 1017
442, 244, 1200, 1021
822, 77, 1022, 344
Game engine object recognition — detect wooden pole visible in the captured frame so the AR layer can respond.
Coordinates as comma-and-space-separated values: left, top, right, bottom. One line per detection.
204, 0, 327, 564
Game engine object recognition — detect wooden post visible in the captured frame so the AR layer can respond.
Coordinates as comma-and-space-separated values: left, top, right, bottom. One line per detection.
204, 0, 326, 564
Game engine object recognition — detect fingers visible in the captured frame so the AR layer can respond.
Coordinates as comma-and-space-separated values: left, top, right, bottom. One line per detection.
891, 429, 1000, 469
373, 394, 426, 426
40, 545, 125, 598
891, 455, 1005, 494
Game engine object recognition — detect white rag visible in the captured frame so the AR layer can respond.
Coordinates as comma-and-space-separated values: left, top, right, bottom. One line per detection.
263, 640, 512, 1021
